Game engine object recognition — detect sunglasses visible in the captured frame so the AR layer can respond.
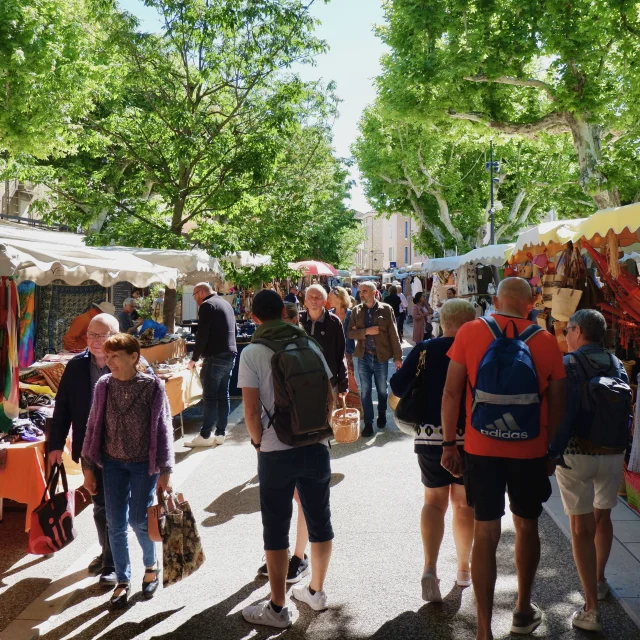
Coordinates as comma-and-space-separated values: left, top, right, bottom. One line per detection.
562, 326, 576, 337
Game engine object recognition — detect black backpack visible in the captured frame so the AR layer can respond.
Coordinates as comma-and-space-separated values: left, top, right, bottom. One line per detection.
572, 350, 632, 452
254, 336, 334, 447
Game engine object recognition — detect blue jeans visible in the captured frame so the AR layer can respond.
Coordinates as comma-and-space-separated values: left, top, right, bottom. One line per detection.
103, 457, 158, 583
356, 354, 389, 424
200, 353, 236, 438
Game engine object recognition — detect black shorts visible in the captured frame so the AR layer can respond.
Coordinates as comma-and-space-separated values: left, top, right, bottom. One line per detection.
417, 446, 465, 488
463, 453, 551, 521
258, 444, 334, 550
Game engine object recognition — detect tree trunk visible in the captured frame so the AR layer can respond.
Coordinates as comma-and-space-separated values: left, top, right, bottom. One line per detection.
163, 287, 177, 333
566, 114, 620, 209
430, 189, 465, 245
163, 187, 188, 334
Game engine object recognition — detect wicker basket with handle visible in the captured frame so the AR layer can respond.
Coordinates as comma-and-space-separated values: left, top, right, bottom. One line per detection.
332, 396, 360, 444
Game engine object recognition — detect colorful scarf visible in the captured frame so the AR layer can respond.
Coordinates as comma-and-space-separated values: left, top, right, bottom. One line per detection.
18, 281, 35, 368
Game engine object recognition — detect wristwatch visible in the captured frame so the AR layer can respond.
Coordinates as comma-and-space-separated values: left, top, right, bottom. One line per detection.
250, 439, 261, 450
441, 440, 456, 447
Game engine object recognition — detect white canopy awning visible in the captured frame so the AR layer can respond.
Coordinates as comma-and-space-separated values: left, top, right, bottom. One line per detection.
98, 246, 223, 277
0, 238, 179, 287
458, 244, 514, 268
224, 251, 272, 269
422, 256, 461, 273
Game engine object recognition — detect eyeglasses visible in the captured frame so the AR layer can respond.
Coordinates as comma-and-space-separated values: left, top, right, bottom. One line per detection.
562, 326, 577, 337
87, 331, 116, 341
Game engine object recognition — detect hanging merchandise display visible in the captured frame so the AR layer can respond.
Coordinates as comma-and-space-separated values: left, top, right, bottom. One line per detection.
0, 277, 20, 425
18, 281, 35, 368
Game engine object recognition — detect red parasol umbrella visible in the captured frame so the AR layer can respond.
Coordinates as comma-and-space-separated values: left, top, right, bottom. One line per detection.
289, 260, 339, 276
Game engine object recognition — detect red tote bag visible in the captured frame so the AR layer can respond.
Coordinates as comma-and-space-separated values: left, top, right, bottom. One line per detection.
28, 463, 77, 555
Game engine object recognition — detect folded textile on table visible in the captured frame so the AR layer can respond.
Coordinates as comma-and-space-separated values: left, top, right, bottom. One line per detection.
9, 419, 44, 442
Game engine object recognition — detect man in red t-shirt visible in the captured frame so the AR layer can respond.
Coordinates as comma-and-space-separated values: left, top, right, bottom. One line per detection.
441, 278, 565, 640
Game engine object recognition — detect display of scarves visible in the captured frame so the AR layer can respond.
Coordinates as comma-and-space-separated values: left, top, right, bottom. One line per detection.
0, 277, 20, 423
18, 281, 36, 368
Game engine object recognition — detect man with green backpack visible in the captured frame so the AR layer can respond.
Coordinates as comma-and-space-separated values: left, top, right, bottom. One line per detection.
238, 289, 335, 629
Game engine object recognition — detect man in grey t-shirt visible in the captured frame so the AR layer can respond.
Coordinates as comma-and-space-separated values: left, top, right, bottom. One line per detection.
238, 290, 334, 629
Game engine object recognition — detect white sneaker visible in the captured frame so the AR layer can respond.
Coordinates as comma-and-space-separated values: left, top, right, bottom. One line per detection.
291, 583, 328, 611
421, 572, 442, 602
212, 434, 225, 445
184, 434, 215, 448
597, 580, 610, 601
571, 606, 602, 632
242, 600, 297, 628
456, 570, 472, 587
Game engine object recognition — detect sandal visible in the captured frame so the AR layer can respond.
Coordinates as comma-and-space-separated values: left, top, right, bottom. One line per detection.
142, 566, 160, 599
110, 583, 130, 610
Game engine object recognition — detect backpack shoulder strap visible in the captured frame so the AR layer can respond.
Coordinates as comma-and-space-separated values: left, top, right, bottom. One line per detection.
571, 349, 603, 380
480, 316, 503, 340
520, 324, 543, 344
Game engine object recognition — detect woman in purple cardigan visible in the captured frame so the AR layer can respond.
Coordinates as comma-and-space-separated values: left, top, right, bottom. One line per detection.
81, 333, 174, 610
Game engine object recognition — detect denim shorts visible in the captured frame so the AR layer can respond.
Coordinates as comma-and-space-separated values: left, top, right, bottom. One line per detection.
258, 444, 334, 550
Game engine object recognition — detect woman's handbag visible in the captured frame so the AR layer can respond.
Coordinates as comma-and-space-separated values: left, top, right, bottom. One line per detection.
161, 491, 206, 587
394, 350, 427, 436
28, 463, 76, 555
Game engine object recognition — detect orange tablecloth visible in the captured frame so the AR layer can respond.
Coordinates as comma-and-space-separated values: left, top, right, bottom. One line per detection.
0, 441, 47, 531
141, 339, 186, 366
164, 367, 202, 417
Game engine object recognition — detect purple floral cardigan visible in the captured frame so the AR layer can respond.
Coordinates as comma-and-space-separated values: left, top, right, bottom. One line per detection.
81, 374, 175, 475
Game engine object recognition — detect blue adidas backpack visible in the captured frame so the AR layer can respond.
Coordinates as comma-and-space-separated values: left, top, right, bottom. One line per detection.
471, 316, 543, 441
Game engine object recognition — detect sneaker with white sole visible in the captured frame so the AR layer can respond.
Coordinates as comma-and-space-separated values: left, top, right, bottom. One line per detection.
421, 572, 442, 602
242, 600, 297, 628
286, 554, 310, 584
456, 570, 472, 587
571, 606, 602, 632
184, 434, 215, 448
511, 603, 543, 635
291, 584, 328, 611
212, 434, 225, 445
597, 580, 610, 601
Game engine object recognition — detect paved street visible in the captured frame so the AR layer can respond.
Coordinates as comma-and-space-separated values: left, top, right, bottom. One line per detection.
2, 388, 640, 640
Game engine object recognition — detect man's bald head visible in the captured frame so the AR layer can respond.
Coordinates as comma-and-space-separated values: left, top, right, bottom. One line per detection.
89, 313, 119, 334
193, 282, 214, 295
495, 277, 533, 318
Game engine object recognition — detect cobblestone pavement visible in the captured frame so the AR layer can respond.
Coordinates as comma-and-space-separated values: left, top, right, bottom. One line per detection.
2, 385, 640, 639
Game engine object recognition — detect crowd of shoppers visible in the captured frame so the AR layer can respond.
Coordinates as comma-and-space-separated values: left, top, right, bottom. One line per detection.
46, 274, 634, 636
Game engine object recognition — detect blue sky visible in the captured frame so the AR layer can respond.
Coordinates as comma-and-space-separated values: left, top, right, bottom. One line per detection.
117, 0, 386, 213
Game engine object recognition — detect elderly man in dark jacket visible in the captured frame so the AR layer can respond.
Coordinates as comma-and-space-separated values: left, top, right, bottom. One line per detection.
299, 284, 348, 396
49, 313, 153, 586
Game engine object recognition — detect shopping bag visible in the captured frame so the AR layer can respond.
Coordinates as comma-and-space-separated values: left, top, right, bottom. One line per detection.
28, 463, 76, 555
162, 491, 205, 587
331, 396, 360, 443
551, 288, 583, 321
185, 370, 203, 405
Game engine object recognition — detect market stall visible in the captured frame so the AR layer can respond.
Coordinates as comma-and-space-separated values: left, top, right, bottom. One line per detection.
507, 204, 640, 515
0, 224, 217, 528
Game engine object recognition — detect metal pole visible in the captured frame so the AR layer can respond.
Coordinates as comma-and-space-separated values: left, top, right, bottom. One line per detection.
490, 139, 495, 245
